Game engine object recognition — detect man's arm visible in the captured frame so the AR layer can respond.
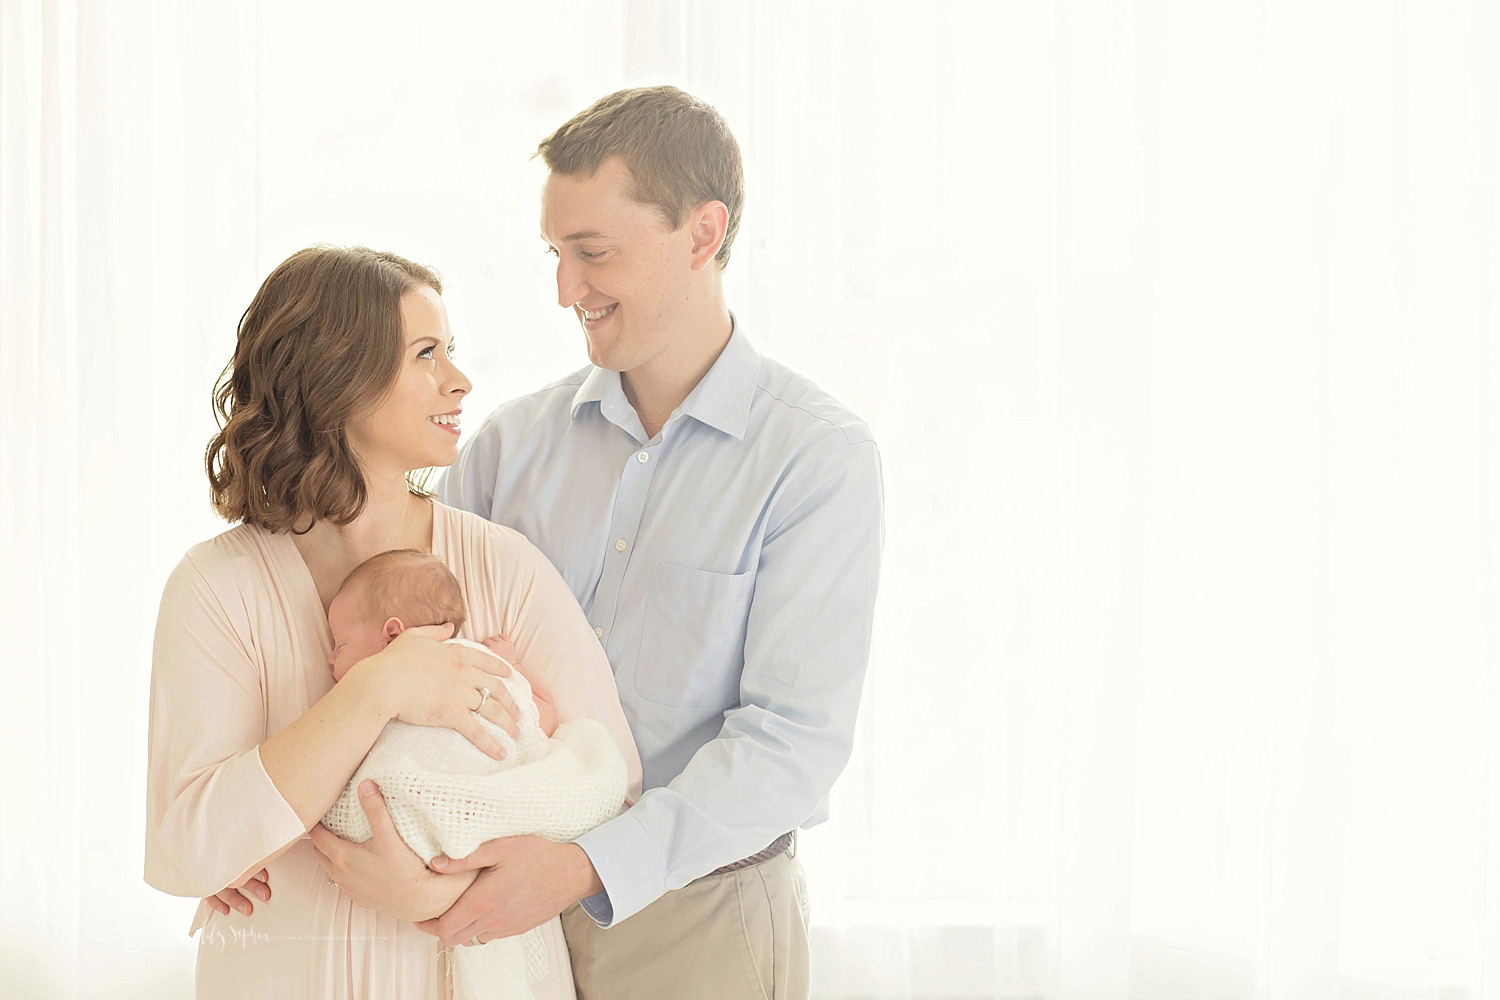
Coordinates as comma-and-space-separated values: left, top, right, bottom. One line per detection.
422, 436, 882, 939
575, 436, 885, 924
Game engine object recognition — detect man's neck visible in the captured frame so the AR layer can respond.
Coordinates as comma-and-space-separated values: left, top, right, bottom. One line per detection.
621, 301, 733, 440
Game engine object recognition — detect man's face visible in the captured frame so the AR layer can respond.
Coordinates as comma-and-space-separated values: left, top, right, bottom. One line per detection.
540, 157, 693, 375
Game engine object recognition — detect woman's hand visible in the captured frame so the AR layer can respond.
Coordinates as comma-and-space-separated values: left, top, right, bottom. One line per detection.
482, 634, 558, 737
206, 868, 271, 917
309, 781, 478, 923
352, 624, 520, 758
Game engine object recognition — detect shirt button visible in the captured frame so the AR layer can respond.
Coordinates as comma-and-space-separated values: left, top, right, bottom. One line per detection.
593, 626, 603, 638
637, 451, 650, 463
615, 539, 628, 552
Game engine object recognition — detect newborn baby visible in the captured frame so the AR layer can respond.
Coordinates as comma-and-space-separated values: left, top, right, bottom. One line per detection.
326, 546, 558, 740
321, 548, 628, 1000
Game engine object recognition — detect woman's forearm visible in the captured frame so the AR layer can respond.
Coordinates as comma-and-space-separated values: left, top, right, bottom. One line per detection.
260, 666, 393, 829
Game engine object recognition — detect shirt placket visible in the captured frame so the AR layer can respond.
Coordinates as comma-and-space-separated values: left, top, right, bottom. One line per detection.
589, 439, 662, 646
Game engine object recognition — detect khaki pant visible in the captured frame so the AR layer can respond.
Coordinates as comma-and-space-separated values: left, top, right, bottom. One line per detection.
562, 850, 810, 1000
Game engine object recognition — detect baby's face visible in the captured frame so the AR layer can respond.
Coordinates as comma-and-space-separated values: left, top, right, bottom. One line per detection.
326, 588, 391, 681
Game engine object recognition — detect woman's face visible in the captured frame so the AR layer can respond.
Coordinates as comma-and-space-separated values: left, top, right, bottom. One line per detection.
346, 285, 471, 479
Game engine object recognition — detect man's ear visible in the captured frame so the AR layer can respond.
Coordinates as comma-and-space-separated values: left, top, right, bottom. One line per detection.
687, 200, 729, 271
382, 617, 405, 643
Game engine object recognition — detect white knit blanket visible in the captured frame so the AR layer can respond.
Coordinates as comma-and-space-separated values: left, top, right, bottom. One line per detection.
322, 640, 628, 1000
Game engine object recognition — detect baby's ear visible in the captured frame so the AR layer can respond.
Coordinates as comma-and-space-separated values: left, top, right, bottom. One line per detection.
382, 617, 405, 642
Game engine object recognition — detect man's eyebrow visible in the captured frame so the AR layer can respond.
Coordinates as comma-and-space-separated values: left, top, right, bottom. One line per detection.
541, 230, 610, 243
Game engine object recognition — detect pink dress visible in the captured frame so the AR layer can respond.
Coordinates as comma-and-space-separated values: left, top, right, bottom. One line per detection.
144, 502, 642, 999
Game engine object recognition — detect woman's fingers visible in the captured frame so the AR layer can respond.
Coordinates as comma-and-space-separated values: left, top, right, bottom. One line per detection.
472, 677, 521, 739
467, 645, 513, 679
454, 713, 507, 760
380, 631, 525, 746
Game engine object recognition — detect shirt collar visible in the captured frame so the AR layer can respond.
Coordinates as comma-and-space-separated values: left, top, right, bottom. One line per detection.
569, 314, 760, 442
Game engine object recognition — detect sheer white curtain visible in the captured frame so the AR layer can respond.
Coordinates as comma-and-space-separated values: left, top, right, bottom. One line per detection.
3, 2, 1497, 998
3, 1, 259, 994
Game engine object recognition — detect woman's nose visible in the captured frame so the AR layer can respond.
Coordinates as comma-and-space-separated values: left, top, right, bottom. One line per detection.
446, 361, 472, 396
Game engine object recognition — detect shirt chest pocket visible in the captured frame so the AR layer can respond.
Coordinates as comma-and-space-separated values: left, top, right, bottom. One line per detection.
635, 561, 756, 708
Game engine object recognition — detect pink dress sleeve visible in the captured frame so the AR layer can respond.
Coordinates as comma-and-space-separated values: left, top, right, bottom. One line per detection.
144, 546, 306, 898
469, 523, 643, 805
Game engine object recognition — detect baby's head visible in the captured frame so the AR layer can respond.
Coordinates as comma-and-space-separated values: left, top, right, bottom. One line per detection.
327, 549, 467, 681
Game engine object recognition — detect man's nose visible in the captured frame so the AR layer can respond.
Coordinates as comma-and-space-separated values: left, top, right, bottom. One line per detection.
556, 259, 586, 309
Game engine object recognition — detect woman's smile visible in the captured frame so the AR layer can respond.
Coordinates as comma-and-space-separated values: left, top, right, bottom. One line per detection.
429, 410, 462, 436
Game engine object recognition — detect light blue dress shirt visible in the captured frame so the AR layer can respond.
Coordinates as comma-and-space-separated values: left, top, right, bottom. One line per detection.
437, 322, 884, 925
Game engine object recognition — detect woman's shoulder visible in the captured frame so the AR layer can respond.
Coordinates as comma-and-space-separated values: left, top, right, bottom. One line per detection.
434, 502, 545, 564
177, 522, 272, 571
164, 523, 282, 600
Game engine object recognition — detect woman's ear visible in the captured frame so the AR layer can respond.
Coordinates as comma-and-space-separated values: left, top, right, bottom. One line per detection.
382, 616, 405, 643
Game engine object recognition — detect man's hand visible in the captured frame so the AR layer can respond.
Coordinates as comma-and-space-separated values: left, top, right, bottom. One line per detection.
205, 868, 271, 917
415, 836, 602, 947
309, 781, 477, 923
482, 635, 558, 737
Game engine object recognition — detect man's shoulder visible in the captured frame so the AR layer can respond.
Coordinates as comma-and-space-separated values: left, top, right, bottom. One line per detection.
749, 353, 876, 454
476, 366, 594, 435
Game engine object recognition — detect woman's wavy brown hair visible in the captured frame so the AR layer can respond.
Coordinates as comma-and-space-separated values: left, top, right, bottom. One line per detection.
206, 245, 443, 533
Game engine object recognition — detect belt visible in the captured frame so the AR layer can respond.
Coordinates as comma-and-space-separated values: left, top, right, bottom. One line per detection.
703, 832, 795, 879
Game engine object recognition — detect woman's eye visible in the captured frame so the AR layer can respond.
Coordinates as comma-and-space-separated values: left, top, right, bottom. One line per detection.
543, 246, 559, 257
417, 346, 435, 360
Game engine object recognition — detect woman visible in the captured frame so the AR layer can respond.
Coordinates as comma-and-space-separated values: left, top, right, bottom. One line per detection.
144, 245, 641, 998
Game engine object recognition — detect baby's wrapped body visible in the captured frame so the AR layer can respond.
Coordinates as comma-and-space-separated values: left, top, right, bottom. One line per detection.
323, 639, 629, 1000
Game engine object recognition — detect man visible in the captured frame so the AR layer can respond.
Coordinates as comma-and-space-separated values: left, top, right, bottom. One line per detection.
332, 85, 882, 997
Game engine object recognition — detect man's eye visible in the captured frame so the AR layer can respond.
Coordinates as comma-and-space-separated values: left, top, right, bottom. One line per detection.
579, 250, 604, 259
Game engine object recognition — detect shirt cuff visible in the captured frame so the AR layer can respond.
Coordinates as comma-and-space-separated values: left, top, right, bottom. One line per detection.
572, 809, 665, 928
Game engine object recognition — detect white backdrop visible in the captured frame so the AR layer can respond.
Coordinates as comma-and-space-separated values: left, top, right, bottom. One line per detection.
3, 1, 1498, 998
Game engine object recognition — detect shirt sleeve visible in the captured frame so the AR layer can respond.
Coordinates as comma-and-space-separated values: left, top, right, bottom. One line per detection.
574, 436, 885, 925
143, 550, 307, 899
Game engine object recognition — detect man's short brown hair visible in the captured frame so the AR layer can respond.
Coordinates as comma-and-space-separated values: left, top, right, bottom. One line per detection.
206, 245, 443, 533
338, 549, 468, 635
537, 85, 744, 268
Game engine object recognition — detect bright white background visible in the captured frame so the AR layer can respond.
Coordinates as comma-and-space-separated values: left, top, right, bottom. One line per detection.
3, 1, 1498, 998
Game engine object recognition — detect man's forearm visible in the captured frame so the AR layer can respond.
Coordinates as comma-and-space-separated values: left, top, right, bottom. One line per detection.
414, 868, 480, 923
